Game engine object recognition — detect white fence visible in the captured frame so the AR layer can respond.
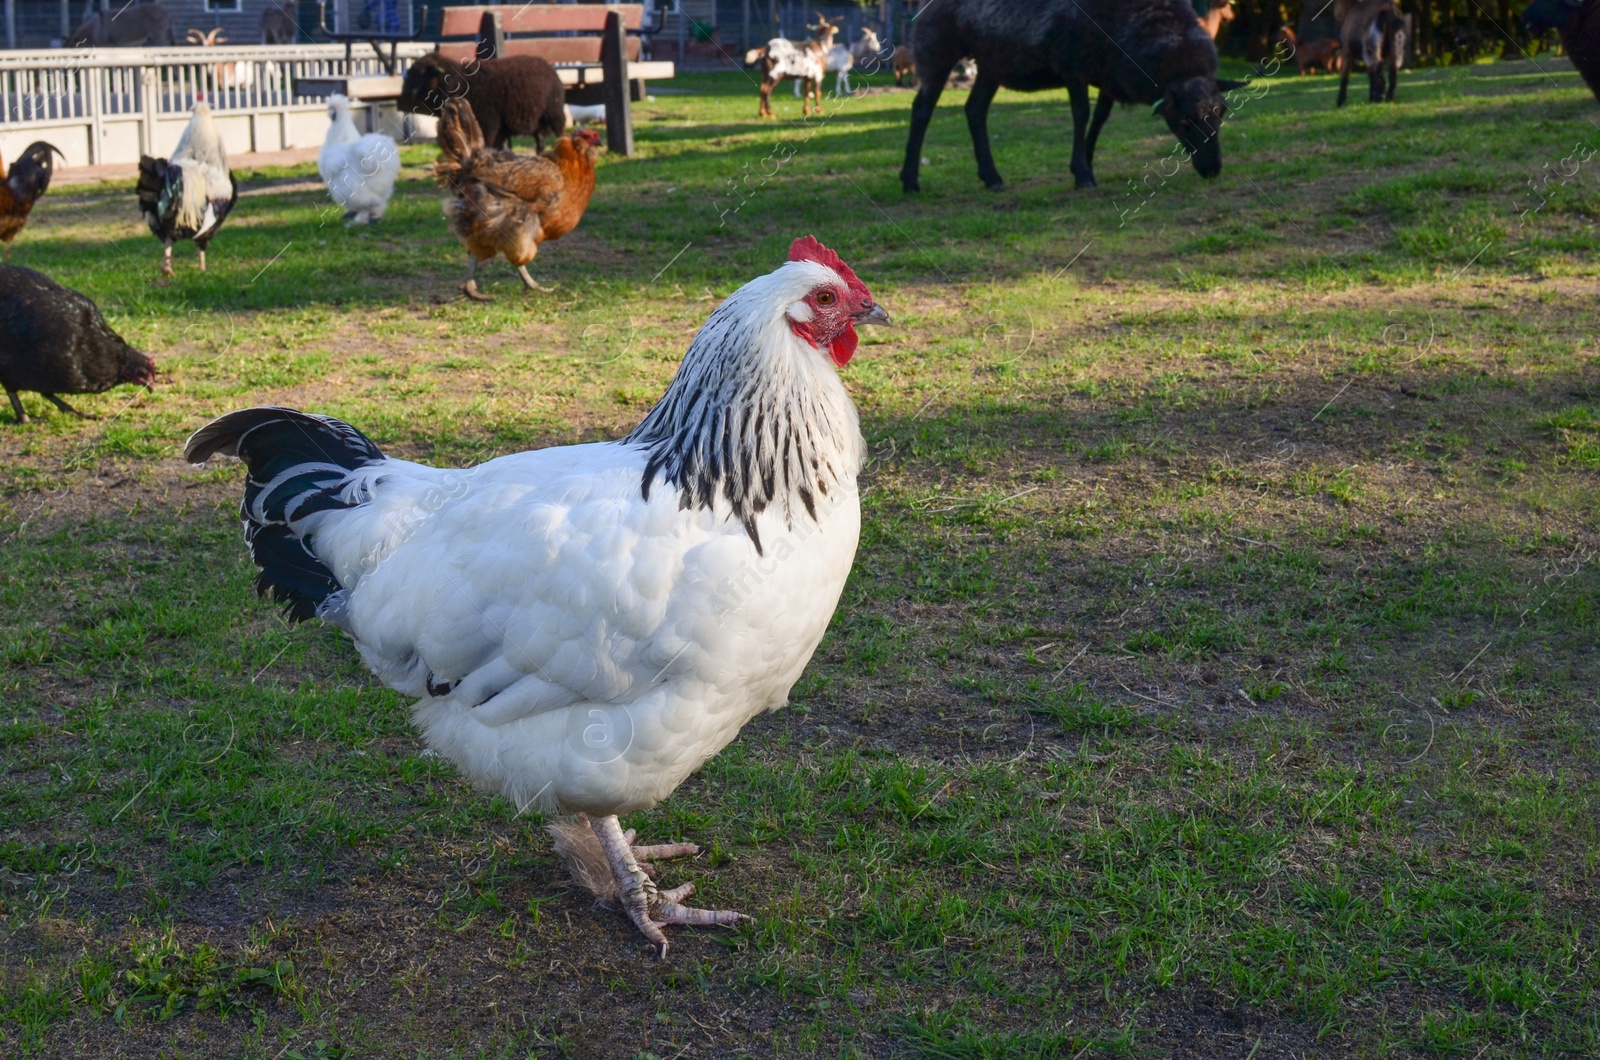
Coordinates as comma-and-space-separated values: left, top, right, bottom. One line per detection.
0, 42, 435, 167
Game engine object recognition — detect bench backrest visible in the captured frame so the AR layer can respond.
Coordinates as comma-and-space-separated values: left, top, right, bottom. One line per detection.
436, 4, 644, 64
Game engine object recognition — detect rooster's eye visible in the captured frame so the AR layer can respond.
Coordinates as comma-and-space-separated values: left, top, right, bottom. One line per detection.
816, 291, 836, 306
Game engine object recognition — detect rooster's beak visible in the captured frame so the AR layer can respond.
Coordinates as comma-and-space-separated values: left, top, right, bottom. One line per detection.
855, 302, 892, 327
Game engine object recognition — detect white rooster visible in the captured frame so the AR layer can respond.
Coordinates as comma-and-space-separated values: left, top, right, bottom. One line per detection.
137, 101, 237, 276
185, 237, 890, 956
317, 94, 401, 225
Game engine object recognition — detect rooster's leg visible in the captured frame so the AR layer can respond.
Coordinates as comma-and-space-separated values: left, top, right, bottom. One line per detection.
516, 265, 555, 293
586, 813, 745, 959
44, 395, 96, 420
461, 256, 492, 302
197, 247, 207, 272
6, 389, 27, 424
161, 244, 174, 277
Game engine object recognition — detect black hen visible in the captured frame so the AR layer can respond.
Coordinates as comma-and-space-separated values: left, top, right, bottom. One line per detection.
137, 102, 238, 275
0, 265, 156, 424
0, 141, 63, 259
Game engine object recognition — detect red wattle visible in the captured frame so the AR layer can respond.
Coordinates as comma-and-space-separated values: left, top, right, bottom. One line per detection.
829, 324, 858, 366
787, 319, 857, 367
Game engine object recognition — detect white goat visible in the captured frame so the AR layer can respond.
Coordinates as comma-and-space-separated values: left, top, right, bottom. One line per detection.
831, 28, 884, 96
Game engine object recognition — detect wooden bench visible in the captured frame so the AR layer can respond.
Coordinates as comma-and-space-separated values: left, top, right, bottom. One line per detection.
435, 4, 675, 155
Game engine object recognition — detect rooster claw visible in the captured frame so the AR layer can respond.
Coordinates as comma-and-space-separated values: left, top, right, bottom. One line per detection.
551, 814, 746, 959
460, 280, 493, 302
516, 266, 555, 293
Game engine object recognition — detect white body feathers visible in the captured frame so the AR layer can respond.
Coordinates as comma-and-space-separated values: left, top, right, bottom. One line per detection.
170, 103, 232, 234
235, 260, 865, 817
318, 94, 401, 224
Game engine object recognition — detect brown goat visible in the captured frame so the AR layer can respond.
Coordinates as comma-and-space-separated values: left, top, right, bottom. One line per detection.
1272, 26, 1342, 75
186, 28, 253, 90
744, 13, 840, 118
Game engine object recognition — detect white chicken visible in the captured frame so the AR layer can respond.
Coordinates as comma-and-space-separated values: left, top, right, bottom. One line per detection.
317, 94, 401, 225
136, 101, 237, 276
185, 237, 891, 956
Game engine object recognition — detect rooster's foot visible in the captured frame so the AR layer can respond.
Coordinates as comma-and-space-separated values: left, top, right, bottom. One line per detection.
516, 266, 555, 293
551, 813, 745, 959
460, 279, 493, 302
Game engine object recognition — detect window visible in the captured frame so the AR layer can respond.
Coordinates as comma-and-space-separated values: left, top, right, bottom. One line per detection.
204, 0, 242, 12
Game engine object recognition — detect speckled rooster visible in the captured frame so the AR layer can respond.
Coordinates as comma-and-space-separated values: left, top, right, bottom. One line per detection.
185, 237, 891, 956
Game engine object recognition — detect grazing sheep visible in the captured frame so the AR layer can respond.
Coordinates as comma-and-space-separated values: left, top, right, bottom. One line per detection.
899, 0, 1245, 193
1273, 26, 1342, 75
1336, 0, 1405, 106
1524, 0, 1600, 102
397, 52, 566, 151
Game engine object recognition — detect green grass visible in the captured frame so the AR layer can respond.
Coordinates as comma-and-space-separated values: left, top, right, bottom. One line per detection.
2, 60, 1598, 1057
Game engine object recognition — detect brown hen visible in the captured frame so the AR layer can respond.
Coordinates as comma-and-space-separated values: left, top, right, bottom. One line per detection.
436, 98, 601, 301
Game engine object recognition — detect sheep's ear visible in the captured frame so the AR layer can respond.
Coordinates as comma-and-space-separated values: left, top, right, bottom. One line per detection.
1152, 97, 1171, 117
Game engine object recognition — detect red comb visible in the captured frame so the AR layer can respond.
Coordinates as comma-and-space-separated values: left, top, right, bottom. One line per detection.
788, 236, 870, 300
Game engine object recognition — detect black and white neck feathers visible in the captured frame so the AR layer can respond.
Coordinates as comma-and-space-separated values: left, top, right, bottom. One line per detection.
627, 261, 864, 553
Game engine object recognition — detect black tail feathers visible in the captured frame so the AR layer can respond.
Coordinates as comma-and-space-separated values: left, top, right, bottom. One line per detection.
185, 407, 385, 621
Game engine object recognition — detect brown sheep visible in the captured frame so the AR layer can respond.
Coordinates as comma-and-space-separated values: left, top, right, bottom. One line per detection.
397, 52, 566, 152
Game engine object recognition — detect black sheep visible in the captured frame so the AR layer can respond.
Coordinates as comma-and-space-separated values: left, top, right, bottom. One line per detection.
1525, 0, 1600, 103
398, 52, 567, 151
900, 0, 1245, 192
0, 266, 155, 424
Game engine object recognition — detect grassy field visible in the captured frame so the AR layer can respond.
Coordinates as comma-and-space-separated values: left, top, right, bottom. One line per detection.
1, 57, 1598, 1058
